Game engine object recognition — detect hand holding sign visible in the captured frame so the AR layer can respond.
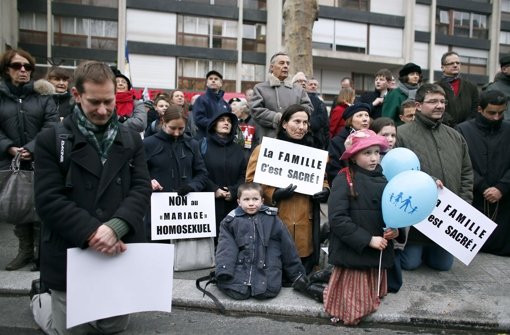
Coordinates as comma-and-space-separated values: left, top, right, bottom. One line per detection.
382, 170, 438, 228
273, 184, 297, 202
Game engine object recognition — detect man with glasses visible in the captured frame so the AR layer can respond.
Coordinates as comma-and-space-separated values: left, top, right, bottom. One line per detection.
397, 83, 473, 272
436, 51, 479, 127
0, 48, 57, 271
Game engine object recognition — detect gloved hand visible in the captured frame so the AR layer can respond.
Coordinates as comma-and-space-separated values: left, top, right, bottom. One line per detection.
313, 187, 330, 202
176, 184, 194, 196
272, 184, 297, 203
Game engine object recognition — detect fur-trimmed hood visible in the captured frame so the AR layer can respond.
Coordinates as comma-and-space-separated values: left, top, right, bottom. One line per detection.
34, 79, 56, 95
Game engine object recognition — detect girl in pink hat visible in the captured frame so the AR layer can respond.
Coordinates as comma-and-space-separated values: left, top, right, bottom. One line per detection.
323, 129, 401, 325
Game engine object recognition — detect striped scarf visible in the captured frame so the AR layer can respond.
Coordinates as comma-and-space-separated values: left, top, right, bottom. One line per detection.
73, 105, 119, 165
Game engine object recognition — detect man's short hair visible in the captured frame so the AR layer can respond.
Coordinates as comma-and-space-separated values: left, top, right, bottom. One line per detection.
479, 90, 507, 109
375, 68, 393, 82
47, 66, 71, 80
270, 52, 289, 64
415, 83, 446, 103
399, 99, 416, 115
0, 48, 36, 80
237, 182, 263, 199
441, 51, 459, 65
74, 61, 116, 94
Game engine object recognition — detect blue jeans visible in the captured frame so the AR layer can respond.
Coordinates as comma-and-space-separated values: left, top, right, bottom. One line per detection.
401, 244, 454, 271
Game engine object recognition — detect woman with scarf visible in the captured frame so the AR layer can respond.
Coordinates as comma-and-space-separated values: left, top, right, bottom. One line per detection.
112, 68, 146, 133
246, 104, 330, 273
382, 63, 422, 125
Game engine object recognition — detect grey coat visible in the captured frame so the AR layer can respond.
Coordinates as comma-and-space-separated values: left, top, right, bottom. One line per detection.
250, 75, 312, 143
486, 73, 510, 120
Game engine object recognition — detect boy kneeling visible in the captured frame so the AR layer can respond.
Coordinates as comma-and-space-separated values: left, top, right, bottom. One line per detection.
215, 183, 305, 300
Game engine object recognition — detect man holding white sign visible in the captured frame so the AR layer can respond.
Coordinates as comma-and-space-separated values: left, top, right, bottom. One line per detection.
397, 83, 473, 271
457, 90, 510, 256
31, 61, 152, 334
247, 105, 329, 273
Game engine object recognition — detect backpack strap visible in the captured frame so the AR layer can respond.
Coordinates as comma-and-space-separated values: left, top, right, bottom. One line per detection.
339, 167, 356, 197
54, 123, 74, 187
195, 271, 226, 314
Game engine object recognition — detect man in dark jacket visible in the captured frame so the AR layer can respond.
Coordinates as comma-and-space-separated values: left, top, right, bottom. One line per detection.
486, 55, 510, 120
397, 83, 473, 271
30, 61, 152, 334
193, 70, 231, 139
0, 48, 58, 271
436, 51, 479, 127
306, 77, 329, 150
456, 90, 510, 256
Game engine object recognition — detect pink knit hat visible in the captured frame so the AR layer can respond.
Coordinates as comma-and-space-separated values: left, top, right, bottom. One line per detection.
340, 129, 389, 160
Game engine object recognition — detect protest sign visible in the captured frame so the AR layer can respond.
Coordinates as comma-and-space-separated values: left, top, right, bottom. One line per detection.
253, 137, 328, 195
151, 192, 216, 240
414, 187, 497, 265
67, 243, 173, 328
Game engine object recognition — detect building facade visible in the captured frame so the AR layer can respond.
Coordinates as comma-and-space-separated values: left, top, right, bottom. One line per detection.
3, 0, 509, 99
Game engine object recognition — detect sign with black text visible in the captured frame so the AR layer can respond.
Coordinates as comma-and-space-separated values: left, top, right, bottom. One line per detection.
414, 187, 497, 265
150, 192, 216, 240
253, 137, 328, 195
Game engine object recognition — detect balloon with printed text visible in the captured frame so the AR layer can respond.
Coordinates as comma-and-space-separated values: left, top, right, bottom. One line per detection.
380, 147, 420, 181
382, 170, 438, 228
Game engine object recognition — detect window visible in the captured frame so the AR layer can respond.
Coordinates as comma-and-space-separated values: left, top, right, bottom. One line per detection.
312, 19, 367, 53
353, 72, 374, 95
53, 16, 117, 50
436, 10, 488, 39
177, 15, 265, 51
318, 0, 369, 10
52, 0, 118, 7
500, 31, 510, 54
459, 55, 487, 76
178, 58, 264, 92
19, 12, 47, 45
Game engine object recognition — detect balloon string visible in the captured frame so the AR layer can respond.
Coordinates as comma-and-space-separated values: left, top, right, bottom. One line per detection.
377, 249, 382, 297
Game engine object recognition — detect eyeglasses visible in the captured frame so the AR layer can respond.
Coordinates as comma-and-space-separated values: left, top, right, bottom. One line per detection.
423, 99, 448, 106
8, 62, 34, 71
443, 61, 461, 66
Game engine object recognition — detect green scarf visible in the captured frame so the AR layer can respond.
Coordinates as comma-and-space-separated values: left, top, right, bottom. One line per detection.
73, 105, 119, 165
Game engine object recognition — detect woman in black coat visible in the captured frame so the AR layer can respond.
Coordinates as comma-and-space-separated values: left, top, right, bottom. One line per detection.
0, 49, 58, 271
202, 111, 246, 242
143, 105, 209, 240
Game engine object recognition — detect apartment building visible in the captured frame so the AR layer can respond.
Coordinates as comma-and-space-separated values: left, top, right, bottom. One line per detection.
3, 0, 509, 99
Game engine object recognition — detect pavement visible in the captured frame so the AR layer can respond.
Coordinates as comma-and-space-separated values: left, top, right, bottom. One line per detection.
1, 222, 509, 333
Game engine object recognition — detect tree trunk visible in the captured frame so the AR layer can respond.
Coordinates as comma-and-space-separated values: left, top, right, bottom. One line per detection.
283, 0, 318, 79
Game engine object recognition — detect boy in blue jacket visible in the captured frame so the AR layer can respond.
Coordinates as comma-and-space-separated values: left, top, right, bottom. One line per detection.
215, 183, 309, 300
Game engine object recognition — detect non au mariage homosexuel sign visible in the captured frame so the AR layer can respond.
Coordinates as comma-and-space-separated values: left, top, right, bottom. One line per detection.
414, 187, 497, 265
253, 137, 328, 195
150, 192, 216, 240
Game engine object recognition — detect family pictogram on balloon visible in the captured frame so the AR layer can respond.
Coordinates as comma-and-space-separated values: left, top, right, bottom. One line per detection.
389, 192, 418, 214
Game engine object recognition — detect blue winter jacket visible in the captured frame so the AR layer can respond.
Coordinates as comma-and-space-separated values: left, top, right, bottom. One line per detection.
215, 205, 305, 298
192, 88, 231, 138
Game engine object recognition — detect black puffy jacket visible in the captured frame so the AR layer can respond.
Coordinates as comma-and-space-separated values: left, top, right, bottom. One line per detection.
328, 164, 395, 269
0, 79, 57, 168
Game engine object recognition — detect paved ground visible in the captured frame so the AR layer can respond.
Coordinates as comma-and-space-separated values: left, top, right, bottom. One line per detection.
1, 222, 509, 333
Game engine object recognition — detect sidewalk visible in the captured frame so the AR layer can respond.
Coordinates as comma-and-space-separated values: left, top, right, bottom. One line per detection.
1, 222, 509, 332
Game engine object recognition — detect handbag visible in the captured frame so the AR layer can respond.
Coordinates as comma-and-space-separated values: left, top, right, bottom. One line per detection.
0, 152, 39, 224
173, 237, 215, 272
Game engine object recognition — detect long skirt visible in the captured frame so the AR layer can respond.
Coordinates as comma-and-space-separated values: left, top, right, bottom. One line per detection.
323, 266, 387, 325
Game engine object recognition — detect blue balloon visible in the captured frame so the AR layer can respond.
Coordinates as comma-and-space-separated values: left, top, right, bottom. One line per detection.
381, 148, 420, 181
382, 170, 438, 228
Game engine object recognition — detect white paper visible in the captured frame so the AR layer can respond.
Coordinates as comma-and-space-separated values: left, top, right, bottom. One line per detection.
150, 192, 216, 240
67, 243, 173, 328
414, 187, 497, 265
253, 137, 328, 195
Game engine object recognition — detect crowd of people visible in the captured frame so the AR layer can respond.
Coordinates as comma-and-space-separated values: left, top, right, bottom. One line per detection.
1, 46, 509, 332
